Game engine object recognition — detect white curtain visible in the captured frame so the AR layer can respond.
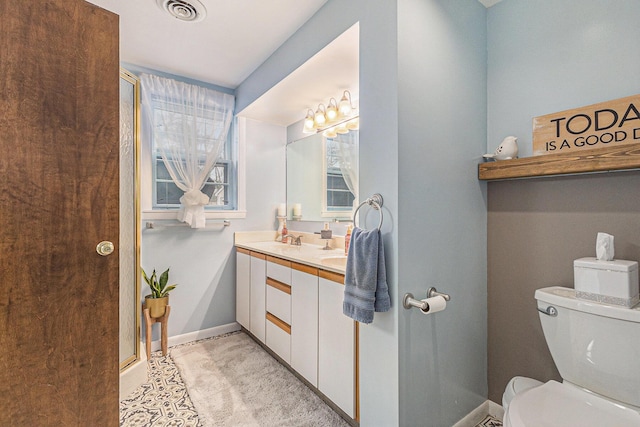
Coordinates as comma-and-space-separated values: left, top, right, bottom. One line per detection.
141, 74, 235, 228
335, 130, 359, 211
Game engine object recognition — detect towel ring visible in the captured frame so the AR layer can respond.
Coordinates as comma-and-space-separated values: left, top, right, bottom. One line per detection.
353, 193, 384, 230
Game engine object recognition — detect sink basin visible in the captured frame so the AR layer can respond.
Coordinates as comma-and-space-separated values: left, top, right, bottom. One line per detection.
320, 256, 348, 269
280, 245, 303, 253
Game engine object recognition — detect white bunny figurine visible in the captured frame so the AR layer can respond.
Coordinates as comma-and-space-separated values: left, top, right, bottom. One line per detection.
483, 136, 518, 161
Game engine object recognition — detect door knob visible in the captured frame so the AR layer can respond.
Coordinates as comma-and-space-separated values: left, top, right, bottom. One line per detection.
96, 241, 115, 256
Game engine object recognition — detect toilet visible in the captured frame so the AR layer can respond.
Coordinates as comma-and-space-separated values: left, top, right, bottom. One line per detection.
502, 286, 640, 427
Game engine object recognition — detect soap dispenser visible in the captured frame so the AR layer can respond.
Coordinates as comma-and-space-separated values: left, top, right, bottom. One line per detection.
281, 219, 288, 243
319, 223, 332, 250
345, 224, 353, 256
320, 222, 332, 239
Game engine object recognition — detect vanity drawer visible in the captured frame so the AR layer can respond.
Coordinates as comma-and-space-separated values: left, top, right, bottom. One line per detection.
267, 257, 291, 285
266, 313, 291, 364
266, 278, 291, 324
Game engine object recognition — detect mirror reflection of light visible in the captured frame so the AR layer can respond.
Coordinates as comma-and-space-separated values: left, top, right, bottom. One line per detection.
336, 123, 349, 134
586, 340, 595, 365
323, 128, 338, 138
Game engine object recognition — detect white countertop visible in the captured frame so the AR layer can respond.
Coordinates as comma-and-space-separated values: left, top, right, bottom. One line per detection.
235, 239, 347, 274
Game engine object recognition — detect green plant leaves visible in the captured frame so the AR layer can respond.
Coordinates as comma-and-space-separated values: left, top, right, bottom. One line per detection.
159, 268, 169, 291
142, 267, 178, 298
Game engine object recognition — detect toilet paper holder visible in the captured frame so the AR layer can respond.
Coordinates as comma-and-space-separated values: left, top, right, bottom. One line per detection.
403, 287, 451, 311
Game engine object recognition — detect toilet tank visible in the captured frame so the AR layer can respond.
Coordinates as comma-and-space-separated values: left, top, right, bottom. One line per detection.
535, 286, 640, 408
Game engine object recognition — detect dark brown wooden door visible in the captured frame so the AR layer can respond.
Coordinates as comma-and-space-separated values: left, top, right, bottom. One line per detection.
0, 1, 120, 425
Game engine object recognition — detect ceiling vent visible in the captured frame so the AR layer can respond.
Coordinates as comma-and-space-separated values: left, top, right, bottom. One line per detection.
156, 0, 207, 23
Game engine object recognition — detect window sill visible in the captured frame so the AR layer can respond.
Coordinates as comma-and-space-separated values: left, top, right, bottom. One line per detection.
142, 210, 247, 221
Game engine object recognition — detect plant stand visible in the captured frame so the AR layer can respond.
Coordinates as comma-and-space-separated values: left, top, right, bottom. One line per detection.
143, 304, 171, 359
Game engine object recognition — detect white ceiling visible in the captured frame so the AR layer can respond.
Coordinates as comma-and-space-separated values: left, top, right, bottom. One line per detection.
87, 0, 329, 89
87, 0, 497, 127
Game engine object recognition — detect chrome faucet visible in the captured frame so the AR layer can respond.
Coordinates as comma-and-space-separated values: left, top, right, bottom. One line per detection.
288, 234, 302, 246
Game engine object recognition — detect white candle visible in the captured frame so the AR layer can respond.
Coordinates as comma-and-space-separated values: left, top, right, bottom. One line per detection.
293, 203, 302, 216
277, 203, 286, 217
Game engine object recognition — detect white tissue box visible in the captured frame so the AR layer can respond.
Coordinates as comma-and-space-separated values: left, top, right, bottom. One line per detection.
574, 257, 639, 307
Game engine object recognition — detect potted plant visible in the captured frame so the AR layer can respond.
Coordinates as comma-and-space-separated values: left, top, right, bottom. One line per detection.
142, 267, 177, 318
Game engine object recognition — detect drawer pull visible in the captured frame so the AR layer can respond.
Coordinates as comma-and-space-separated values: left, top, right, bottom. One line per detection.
266, 312, 291, 334
266, 277, 291, 294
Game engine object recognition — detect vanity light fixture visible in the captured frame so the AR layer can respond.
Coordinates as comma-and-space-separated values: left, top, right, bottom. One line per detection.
302, 90, 358, 134
338, 90, 354, 116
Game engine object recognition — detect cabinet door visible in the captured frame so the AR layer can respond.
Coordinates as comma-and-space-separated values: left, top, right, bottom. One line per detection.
291, 268, 319, 386
318, 277, 355, 417
236, 250, 251, 329
249, 254, 267, 343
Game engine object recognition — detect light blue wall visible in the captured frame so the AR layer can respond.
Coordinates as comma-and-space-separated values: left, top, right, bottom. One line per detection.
126, 64, 286, 340
397, 0, 487, 425
140, 116, 286, 339
238, 1, 487, 425
487, 0, 640, 157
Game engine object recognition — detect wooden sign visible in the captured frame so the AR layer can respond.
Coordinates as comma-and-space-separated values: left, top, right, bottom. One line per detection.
533, 94, 640, 156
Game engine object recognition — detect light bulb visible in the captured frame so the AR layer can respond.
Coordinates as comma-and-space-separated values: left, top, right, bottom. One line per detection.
314, 105, 327, 126
338, 90, 353, 116
303, 109, 315, 133
326, 98, 338, 122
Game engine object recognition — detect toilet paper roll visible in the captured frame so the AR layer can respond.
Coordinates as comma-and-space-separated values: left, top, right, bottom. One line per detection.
419, 296, 447, 314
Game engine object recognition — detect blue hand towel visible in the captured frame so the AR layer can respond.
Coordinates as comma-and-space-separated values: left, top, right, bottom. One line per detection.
343, 227, 391, 323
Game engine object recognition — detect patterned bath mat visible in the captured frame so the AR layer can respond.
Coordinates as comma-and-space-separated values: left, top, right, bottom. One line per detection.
119, 353, 201, 427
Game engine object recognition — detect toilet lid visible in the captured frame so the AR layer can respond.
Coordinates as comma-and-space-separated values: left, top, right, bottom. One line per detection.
506, 380, 640, 427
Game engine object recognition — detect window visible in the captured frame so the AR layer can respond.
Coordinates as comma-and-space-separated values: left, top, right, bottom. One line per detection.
326, 169, 355, 210
325, 137, 355, 211
150, 102, 237, 211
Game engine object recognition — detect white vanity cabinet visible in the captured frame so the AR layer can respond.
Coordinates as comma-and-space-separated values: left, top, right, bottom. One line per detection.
234, 245, 357, 421
318, 272, 356, 418
235, 248, 251, 329
249, 252, 267, 343
290, 264, 319, 387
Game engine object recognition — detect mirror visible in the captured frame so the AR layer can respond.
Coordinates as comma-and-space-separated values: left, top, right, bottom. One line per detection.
286, 127, 358, 222
236, 22, 359, 224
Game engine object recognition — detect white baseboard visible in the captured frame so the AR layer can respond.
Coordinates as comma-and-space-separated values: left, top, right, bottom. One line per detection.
120, 342, 148, 401
488, 399, 505, 419
149, 322, 241, 352
452, 399, 503, 427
